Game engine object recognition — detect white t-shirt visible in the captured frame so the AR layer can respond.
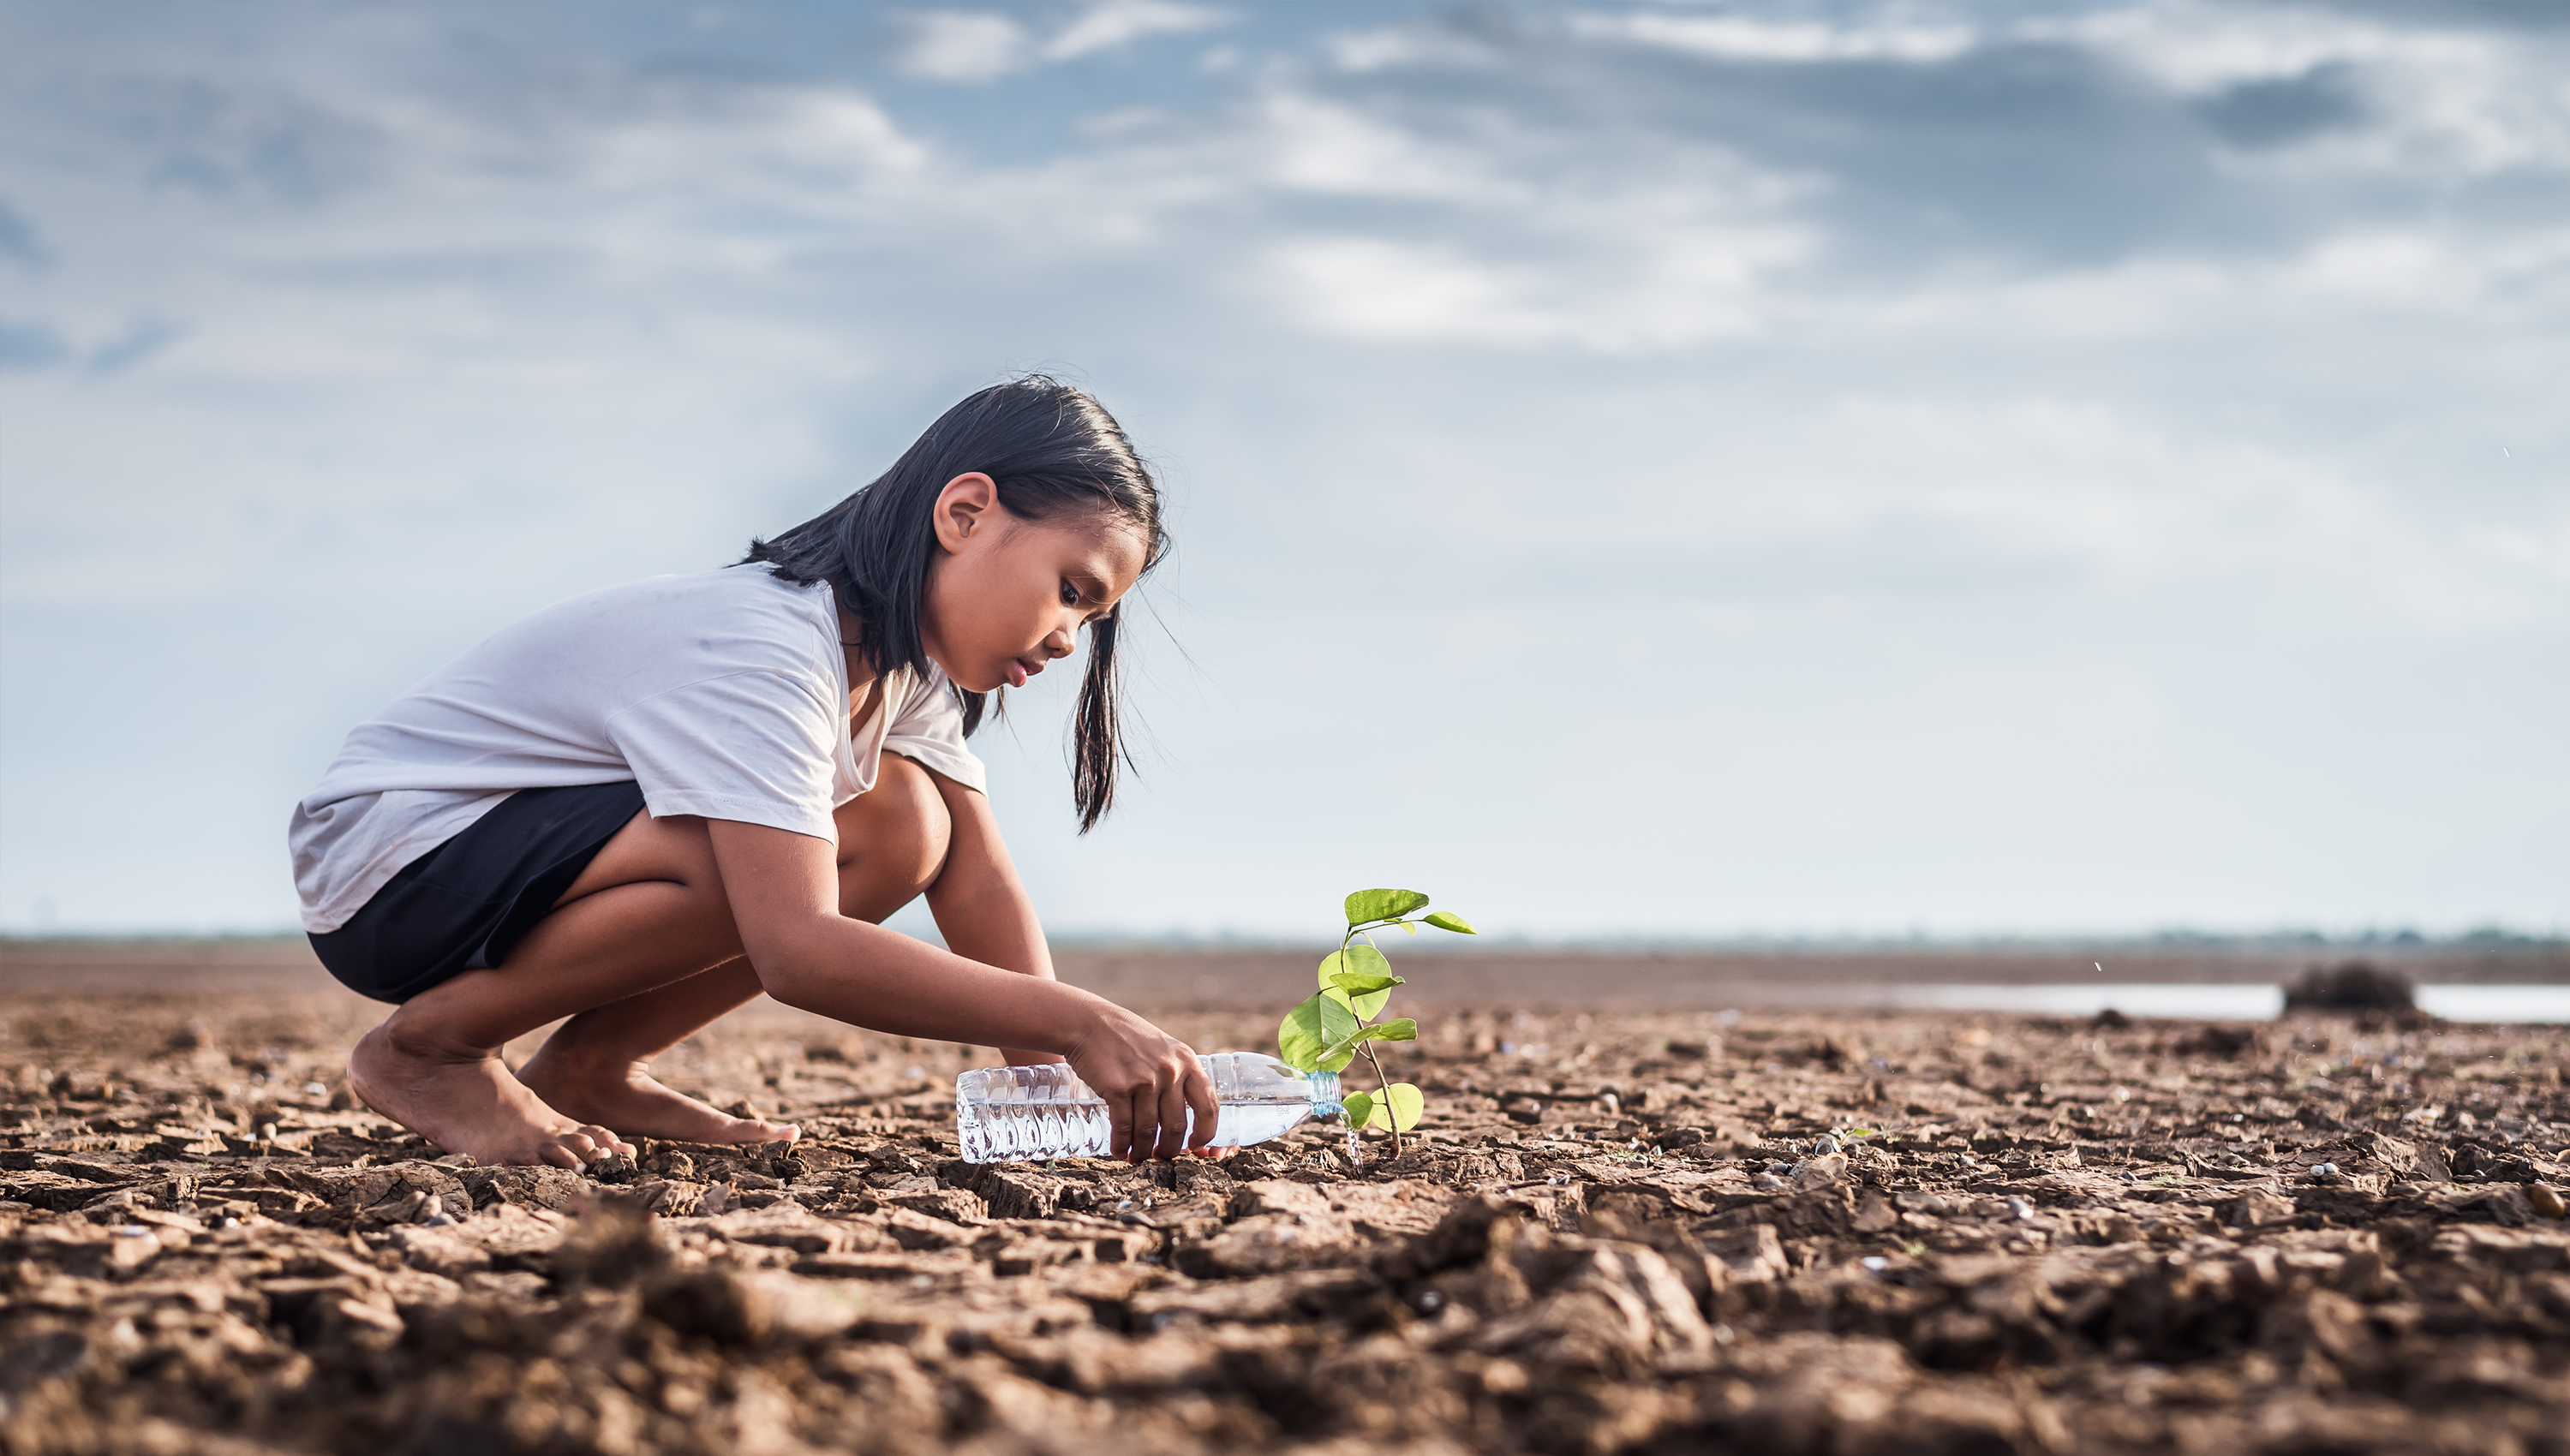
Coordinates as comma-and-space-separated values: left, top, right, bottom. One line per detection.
289, 564, 987, 934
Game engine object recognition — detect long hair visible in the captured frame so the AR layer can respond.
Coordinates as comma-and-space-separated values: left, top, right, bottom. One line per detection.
744, 377, 1166, 832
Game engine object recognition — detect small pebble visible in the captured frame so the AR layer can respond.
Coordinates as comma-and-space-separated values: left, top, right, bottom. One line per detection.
1813, 1134, 1841, 1156
2005, 1196, 2035, 1221
1860, 1256, 1888, 1271
1752, 1172, 1789, 1190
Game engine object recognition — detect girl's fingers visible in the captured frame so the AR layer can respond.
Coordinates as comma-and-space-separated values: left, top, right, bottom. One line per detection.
1108, 1092, 1138, 1161
1141, 1089, 1172, 1166
1153, 1074, 1191, 1162
1184, 1062, 1218, 1152
1127, 1084, 1160, 1163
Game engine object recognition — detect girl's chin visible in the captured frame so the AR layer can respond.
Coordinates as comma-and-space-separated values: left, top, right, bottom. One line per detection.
921, 651, 995, 693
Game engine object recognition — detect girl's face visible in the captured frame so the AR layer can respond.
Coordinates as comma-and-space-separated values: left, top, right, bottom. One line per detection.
921, 473, 1149, 694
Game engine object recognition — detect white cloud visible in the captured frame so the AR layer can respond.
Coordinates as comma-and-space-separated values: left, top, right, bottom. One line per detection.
899, 11, 1030, 81
1324, 23, 1497, 75
1569, 10, 1975, 63
899, 1, 1227, 82
1270, 237, 1546, 343
2046, 3, 2570, 174
1267, 210, 1808, 350
1257, 92, 1511, 201
1045, 0, 1227, 62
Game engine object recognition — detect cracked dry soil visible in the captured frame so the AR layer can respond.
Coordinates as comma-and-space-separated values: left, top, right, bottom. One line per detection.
3, 992, 2567, 1456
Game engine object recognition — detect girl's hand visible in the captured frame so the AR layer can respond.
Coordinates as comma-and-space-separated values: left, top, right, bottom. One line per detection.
1061, 1003, 1216, 1162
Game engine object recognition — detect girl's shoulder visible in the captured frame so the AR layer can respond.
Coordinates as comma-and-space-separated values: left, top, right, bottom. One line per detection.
550, 564, 831, 636
490, 565, 839, 683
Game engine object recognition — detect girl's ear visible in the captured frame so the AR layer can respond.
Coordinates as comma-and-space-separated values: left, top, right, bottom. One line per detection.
932, 472, 1000, 554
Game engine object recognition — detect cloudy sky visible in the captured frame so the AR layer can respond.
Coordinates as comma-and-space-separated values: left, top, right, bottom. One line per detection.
2, 0, 2563, 940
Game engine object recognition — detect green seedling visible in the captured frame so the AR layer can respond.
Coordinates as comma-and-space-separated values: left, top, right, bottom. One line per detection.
1275, 887, 1477, 1156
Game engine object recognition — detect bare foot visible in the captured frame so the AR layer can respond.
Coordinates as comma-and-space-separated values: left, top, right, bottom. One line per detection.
350, 1021, 633, 1170
517, 1048, 800, 1147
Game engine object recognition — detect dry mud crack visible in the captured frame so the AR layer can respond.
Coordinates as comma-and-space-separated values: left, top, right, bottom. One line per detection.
3, 995, 2567, 1455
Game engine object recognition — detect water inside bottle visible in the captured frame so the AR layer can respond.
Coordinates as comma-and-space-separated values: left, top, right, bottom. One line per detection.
956, 1052, 1341, 1164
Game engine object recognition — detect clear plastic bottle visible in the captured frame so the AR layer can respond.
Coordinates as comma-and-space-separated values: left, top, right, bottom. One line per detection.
955, 1051, 1342, 1164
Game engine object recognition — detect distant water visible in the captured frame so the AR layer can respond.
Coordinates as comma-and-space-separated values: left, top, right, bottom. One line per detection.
1842, 983, 2570, 1023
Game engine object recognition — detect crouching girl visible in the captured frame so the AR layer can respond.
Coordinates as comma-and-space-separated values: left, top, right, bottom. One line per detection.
288, 377, 1215, 1168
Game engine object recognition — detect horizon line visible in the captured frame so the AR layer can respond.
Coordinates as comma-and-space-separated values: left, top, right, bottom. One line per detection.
3, 926, 2562, 952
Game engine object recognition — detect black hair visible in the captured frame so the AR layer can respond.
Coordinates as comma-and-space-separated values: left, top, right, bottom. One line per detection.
743, 376, 1166, 832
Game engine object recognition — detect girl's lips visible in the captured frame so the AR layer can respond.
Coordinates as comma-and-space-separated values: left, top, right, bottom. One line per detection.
1007, 657, 1040, 688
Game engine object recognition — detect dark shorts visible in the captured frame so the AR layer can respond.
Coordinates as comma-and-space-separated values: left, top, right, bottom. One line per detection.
308, 780, 647, 1004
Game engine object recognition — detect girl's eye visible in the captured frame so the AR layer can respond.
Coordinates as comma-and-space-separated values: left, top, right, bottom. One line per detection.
1059, 579, 1080, 608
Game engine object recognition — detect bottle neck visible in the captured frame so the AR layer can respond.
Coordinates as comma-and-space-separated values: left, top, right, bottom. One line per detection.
1305, 1069, 1342, 1118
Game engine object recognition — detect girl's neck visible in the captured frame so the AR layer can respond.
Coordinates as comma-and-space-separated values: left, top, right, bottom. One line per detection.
836, 608, 881, 702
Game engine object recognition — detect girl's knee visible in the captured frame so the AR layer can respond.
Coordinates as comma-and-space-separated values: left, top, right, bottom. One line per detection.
837, 755, 953, 904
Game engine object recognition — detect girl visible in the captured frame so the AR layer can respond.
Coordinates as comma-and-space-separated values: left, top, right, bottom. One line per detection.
288, 377, 1216, 1170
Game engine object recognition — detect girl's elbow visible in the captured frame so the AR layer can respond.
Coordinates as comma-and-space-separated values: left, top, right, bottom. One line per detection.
743, 924, 837, 1008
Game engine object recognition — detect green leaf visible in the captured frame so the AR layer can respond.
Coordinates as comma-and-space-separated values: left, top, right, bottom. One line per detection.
1344, 888, 1430, 927
1348, 1088, 1413, 1133
1318, 946, 1398, 1018
1278, 993, 1361, 1072
1318, 1017, 1418, 1067
1423, 910, 1477, 934
1342, 1091, 1376, 1131
1396, 920, 1419, 935
1382, 1083, 1425, 1131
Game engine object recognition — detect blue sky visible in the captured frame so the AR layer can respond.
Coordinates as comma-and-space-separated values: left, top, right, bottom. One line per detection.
1, 0, 2563, 939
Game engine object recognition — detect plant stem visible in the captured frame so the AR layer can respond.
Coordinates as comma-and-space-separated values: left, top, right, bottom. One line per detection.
1344, 921, 1407, 1154
1358, 1040, 1402, 1156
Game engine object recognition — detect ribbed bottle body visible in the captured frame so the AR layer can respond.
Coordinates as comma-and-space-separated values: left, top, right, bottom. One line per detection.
955, 1051, 1342, 1164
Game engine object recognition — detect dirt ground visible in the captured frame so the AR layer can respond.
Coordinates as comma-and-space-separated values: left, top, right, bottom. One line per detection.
3, 962, 2567, 1456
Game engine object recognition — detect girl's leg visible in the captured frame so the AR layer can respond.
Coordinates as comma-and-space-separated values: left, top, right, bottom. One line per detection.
347, 812, 748, 1168
517, 758, 954, 1141
352, 756, 953, 1165
514, 959, 783, 1144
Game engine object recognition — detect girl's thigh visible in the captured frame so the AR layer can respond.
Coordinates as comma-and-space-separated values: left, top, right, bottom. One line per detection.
549, 809, 726, 910
530, 757, 954, 936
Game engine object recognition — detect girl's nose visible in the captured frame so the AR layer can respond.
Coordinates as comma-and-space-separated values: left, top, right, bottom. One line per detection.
1044, 628, 1074, 659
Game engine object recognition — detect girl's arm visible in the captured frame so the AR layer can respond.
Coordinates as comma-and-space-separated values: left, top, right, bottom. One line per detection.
705, 815, 1212, 1161
910, 760, 1062, 1067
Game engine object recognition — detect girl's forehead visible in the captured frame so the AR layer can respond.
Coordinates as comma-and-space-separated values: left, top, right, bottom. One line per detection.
1033, 511, 1151, 585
